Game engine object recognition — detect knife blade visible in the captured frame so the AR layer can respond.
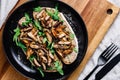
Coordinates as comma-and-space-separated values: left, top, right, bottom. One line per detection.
95, 53, 120, 80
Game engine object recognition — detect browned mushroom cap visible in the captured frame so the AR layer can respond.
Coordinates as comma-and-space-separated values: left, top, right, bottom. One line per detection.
56, 49, 64, 58
41, 56, 47, 63
45, 15, 50, 21
48, 50, 54, 59
38, 51, 44, 56
30, 42, 40, 49
63, 49, 73, 55
40, 49, 45, 56
41, 62, 46, 70
21, 25, 33, 32
47, 54, 52, 66
51, 27, 58, 38
45, 32, 52, 43
28, 32, 37, 41
36, 10, 45, 19
56, 25, 66, 32
26, 48, 34, 59
33, 58, 41, 67
58, 32, 66, 38
53, 21, 63, 28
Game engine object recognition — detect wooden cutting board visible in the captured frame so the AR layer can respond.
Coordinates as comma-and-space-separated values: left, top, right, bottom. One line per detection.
0, 0, 119, 80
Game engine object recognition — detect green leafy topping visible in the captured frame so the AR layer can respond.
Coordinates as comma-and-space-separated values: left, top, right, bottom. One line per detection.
29, 55, 35, 62
73, 47, 78, 53
22, 21, 30, 26
22, 13, 32, 26
70, 32, 75, 39
50, 49, 55, 54
17, 41, 26, 51
25, 13, 31, 21
50, 42, 54, 49
47, 5, 59, 21
54, 61, 64, 75
43, 37, 47, 43
29, 55, 44, 77
37, 67, 44, 77
34, 6, 42, 12
33, 20, 42, 30
13, 27, 26, 51
38, 31, 45, 36
13, 27, 20, 45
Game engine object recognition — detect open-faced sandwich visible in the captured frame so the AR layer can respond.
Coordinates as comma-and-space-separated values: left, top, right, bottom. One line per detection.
13, 5, 78, 77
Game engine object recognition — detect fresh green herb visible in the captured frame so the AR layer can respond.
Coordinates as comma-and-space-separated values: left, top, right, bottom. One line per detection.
73, 47, 78, 53
13, 27, 20, 45
17, 41, 27, 51
38, 31, 45, 36
43, 37, 47, 43
50, 49, 55, 54
47, 66, 54, 70
47, 5, 59, 21
22, 21, 30, 26
25, 13, 31, 21
29, 55, 35, 62
46, 42, 55, 54
54, 61, 64, 75
37, 67, 44, 77
70, 32, 75, 39
50, 42, 54, 49
34, 6, 42, 12
29, 55, 44, 77
33, 20, 42, 30
22, 13, 32, 26
13, 27, 26, 51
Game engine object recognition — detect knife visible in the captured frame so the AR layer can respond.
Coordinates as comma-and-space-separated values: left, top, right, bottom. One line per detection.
95, 53, 120, 80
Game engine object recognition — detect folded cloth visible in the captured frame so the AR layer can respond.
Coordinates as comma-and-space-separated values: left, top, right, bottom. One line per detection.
78, 0, 120, 80
0, 0, 18, 29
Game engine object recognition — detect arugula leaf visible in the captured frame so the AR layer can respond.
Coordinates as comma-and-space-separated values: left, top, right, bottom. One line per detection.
54, 61, 64, 75
17, 41, 26, 51
73, 47, 78, 53
70, 32, 75, 39
37, 67, 44, 77
22, 21, 30, 26
47, 5, 60, 21
29, 55, 35, 64
25, 13, 30, 21
34, 6, 42, 12
29, 55, 44, 77
54, 5, 59, 15
50, 49, 55, 55
50, 42, 54, 49
33, 20, 42, 30
38, 31, 45, 36
13, 27, 26, 51
22, 13, 32, 26
13, 27, 20, 45
43, 37, 47, 43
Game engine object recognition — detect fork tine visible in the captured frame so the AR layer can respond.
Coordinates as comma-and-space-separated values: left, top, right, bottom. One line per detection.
104, 44, 116, 57
102, 43, 114, 56
106, 46, 118, 60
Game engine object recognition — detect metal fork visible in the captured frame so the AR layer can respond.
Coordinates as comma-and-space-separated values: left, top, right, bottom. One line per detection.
84, 43, 118, 80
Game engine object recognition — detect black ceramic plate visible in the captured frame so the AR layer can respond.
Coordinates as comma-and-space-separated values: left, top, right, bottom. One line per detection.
2, 0, 88, 80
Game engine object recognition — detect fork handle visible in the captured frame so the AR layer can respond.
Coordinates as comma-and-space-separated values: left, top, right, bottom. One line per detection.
84, 65, 99, 80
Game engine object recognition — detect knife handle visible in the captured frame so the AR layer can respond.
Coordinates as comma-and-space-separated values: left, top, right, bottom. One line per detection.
95, 54, 120, 80
84, 65, 99, 80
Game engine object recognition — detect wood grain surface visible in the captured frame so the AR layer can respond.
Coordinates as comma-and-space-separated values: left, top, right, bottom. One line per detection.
0, 0, 119, 80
